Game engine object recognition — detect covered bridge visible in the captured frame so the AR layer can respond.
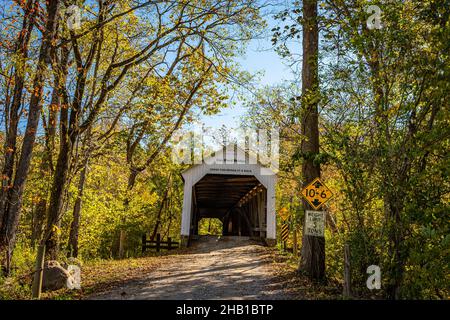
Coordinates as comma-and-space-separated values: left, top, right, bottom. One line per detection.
180, 144, 277, 246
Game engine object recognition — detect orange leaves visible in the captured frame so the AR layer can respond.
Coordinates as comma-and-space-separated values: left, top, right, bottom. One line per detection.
0, 38, 13, 50
33, 86, 41, 97
49, 103, 60, 112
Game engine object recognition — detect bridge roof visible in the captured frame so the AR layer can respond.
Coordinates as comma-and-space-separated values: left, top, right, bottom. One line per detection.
181, 143, 277, 177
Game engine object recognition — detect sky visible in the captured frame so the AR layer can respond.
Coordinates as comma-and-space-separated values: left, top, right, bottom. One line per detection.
199, 12, 297, 131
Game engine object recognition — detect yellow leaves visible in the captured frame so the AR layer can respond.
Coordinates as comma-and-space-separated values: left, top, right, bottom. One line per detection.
128, 184, 158, 209
385, 103, 401, 117
52, 224, 62, 236
31, 195, 42, 204
33, 86, 40, 97
49, 255, 163, 299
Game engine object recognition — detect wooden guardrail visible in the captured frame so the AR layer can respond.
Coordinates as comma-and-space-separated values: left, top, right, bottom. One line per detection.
142, 233, 179, 253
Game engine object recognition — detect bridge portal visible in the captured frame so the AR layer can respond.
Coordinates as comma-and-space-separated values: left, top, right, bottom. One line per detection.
180, 144, 276, 246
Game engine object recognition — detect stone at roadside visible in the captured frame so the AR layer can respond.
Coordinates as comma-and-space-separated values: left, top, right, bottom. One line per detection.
42, 260, 70, 292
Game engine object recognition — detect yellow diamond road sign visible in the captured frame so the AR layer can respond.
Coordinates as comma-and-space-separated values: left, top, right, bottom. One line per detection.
278, 207, 289, 221
301, 177, 333, 210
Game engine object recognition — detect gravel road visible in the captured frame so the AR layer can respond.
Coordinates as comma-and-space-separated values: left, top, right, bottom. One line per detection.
88, 236, 294, 300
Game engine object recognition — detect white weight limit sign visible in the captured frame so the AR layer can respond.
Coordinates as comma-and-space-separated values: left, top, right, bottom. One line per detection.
304, 210, 326, 237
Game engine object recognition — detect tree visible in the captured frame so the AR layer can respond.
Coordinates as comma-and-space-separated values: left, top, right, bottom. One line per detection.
0, 0, 60, 274
298, 0, 325, 281
0, 0, 37, 230
265, 0, 448, 298
44, 0, 262, 259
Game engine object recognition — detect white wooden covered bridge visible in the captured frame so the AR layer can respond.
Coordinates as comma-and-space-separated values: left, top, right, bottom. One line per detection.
180, 144, 277, 246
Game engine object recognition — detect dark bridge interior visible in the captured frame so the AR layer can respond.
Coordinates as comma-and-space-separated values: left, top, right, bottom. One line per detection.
190, 174, 267, 238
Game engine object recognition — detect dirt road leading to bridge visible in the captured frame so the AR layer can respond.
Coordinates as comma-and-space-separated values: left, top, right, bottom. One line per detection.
88, 236, 294, 300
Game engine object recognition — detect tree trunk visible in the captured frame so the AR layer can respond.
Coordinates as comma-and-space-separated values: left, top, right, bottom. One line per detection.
42, 47, 75, 259
117, 169, 139, 258
298, 0, 325, 281
31, 82, 61, 248
0, 0, 36, 233
31, 199, 46, 248
386, 202, 406, 299
67, 159, 89, 258
0, 0, 60, 272
150, 176, 171, 241
163, 214, 172, 239
343, 243, 352, 298
44, 127, 71, 259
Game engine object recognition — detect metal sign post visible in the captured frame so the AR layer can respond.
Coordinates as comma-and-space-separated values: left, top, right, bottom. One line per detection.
281, 223, 289, 247
279, 207, 290, 251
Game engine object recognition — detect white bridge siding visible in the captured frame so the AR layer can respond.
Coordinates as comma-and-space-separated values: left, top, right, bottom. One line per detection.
180, 145, 277, 244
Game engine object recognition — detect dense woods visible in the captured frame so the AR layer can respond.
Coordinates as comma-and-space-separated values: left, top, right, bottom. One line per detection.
0, 0, 448, 300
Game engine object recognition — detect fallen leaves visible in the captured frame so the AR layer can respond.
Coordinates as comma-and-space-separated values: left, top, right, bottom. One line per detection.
44, 250, 184, 300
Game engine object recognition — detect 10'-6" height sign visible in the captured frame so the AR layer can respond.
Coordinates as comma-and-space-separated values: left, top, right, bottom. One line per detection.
301, 177, 333, 210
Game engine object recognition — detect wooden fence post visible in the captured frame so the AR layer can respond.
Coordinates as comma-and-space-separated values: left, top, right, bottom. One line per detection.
167, 237, 172, 250
293, 226, 298, 256
119, 229, 126, 259
142, 234, 146, 253
156, 233, 161, 252
343, 243, 352, 298
32, 244, 46, 299
290, 196, 297, 256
